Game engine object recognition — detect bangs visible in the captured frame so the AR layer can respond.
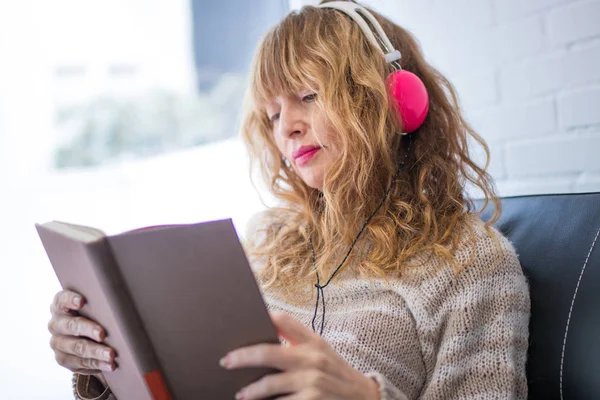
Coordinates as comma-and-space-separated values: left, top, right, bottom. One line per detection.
249, 9, 327, 111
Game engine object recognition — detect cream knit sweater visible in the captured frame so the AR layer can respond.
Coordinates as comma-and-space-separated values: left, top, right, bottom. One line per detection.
74, 215, 531, 400
264, 215, 531, 399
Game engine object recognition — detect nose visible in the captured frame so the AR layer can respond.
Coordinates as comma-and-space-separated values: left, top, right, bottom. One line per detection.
277, 103, 306, 139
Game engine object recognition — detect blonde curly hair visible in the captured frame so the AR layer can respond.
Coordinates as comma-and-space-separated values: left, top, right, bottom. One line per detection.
240, 0, 501, 303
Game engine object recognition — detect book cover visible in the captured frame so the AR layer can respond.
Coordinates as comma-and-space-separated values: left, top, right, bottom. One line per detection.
37, 219, 279, 399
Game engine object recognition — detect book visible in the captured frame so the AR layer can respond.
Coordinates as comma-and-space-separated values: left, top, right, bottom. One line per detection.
36, 219, 280, 399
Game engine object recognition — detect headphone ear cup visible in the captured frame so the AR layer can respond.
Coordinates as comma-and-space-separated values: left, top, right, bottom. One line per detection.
386, 70, 429, 133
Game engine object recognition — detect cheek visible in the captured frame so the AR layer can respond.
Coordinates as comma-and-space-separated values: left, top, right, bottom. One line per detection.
321, 130, 342, 157
273, 137, 295, 170
314, 116, 340, 147
272, 133, 286, 156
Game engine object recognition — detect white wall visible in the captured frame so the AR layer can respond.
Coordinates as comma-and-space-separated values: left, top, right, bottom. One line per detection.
295, 0, 600, 195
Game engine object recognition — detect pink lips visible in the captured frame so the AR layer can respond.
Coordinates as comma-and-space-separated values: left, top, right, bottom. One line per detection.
292, 145, 321, 166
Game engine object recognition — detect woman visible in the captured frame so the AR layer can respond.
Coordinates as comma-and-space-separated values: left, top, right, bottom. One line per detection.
48, 1, 531, 399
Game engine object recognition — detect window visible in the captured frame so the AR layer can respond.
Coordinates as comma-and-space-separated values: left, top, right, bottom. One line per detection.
52, 0, 289, 169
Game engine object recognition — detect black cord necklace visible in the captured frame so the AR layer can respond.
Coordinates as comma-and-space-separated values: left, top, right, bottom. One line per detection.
309, 136, 412, 335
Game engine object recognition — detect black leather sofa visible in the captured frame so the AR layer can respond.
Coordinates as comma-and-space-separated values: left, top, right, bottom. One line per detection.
475, 192, 600, 399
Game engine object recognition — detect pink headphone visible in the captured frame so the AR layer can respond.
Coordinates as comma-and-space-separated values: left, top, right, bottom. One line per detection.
318, 1, 429, 134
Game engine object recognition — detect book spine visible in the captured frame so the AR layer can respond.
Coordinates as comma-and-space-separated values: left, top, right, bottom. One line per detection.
87, 239, 172, 400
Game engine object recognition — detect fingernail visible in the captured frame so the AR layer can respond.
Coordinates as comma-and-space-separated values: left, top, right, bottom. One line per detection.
235, 390, 245, 400
73, 296, 82, 307
103, 350, 112, 361
103, 363, 114, 372
94, 328, 102, 341
219, 355, 230, 368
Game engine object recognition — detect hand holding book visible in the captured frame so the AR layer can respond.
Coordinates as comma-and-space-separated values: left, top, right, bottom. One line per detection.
48, 289, 116, 377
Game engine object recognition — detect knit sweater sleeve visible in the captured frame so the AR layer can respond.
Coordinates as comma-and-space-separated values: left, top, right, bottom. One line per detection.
368, 227, 530, 400
418, 230, 530, 399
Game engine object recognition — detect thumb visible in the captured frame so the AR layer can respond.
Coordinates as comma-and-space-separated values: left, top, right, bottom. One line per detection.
270, 312, 317, 346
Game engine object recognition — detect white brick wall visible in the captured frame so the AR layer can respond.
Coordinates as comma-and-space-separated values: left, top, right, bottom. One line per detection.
558, 85, 600, 128
359, 0, 600, 196
547, 0, 600, 45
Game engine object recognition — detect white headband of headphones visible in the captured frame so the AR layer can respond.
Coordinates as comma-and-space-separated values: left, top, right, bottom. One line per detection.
317, 1, 402, 66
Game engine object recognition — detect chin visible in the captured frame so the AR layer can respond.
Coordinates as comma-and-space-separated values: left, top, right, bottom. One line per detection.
299, 173, 324, 191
